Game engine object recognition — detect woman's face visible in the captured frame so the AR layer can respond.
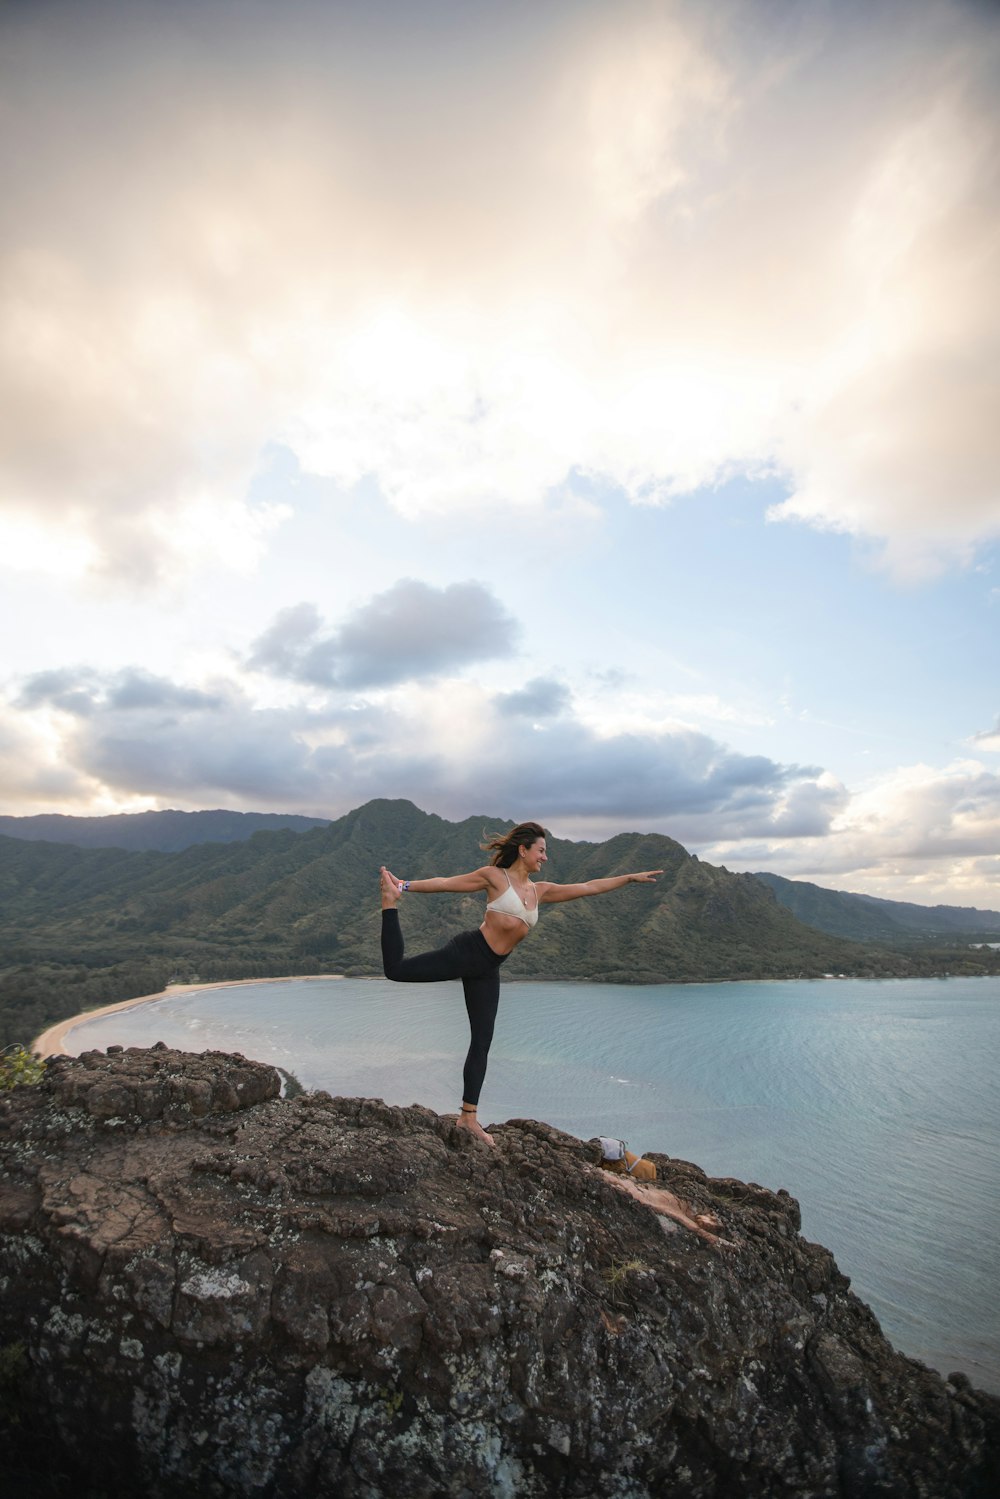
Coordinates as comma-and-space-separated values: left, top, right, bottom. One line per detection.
520, 837, 547, 874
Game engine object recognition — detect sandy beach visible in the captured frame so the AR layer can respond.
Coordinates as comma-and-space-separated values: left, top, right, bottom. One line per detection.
32, 975, 345, 1060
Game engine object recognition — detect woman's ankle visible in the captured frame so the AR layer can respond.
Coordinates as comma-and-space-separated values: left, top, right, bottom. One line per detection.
455, 1105, 495, 1146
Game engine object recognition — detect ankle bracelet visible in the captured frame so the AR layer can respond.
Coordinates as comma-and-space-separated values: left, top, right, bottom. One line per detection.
461, 1104, 477, 1114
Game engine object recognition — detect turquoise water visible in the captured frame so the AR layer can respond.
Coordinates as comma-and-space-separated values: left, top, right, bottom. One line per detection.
65, 975, 1000, 1394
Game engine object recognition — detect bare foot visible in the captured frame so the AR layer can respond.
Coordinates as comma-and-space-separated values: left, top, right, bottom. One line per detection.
455, 1109, 495, 1147
380, 867, 401, 909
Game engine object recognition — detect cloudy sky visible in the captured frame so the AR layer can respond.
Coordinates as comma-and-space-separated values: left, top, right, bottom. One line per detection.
1, 0, 998, 907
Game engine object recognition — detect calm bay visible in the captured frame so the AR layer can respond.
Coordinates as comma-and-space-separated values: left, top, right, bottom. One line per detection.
63, 974, 1000, 1394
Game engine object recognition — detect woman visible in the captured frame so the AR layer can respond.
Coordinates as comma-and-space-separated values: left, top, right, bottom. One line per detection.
380, 820, 662, 1146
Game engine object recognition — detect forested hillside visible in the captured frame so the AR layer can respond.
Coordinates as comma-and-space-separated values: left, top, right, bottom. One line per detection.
3, 799, 997, 1050
754, 871, 1000, 944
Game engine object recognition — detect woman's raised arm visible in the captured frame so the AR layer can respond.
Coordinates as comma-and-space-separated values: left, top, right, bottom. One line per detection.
537, 870, 663, 905
381, 864, 498, 896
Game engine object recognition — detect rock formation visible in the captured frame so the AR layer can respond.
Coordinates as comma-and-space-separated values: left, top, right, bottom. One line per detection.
1, 1045, 997, 1497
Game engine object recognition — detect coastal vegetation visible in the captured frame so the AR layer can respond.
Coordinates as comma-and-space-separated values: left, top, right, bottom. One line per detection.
2, 798, 998, 1049
0, 1045, 45, 1091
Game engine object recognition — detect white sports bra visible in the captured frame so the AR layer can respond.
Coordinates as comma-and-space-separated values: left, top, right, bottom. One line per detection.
485, 870, 539, 927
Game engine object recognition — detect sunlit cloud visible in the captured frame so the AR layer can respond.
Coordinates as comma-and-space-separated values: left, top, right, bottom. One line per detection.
713, 759, 1000, 905
1, 1, 997, 914
0, 512, 100, 578
574, 686, 775, 739
1, 0, 997, 581
1, 651, 826, 836
4, 647, 1000, 906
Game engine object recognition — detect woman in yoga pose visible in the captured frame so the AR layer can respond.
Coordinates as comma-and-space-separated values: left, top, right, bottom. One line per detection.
380, 821, 662, 1146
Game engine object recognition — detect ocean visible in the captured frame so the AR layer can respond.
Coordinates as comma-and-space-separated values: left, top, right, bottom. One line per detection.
63, 973, 1000, 1395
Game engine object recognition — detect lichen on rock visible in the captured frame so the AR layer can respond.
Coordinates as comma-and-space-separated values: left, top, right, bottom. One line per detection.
0, 1045, 997, 1497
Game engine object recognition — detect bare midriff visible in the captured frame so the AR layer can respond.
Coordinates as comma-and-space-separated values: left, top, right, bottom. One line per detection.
480, 911, 531, 957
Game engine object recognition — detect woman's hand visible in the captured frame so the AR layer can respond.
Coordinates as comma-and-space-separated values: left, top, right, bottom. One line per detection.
629, 870, 663, 883
382, 867, 404, 889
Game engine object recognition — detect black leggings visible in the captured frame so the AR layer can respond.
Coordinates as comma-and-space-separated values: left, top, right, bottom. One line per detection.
381, 909, 507, 1106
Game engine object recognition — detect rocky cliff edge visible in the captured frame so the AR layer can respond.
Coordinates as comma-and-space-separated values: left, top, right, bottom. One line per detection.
1, 1046, 997, 1498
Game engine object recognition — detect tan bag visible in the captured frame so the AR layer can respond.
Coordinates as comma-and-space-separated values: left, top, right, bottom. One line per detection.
597, 1137, 656, 1182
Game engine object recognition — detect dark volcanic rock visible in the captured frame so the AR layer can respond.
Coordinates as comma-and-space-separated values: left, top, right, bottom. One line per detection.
0, 1047, 996, 1498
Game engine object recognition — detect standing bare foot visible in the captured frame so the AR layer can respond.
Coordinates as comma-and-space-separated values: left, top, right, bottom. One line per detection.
380, 867, 401, 909
455, 1106, 495, 1147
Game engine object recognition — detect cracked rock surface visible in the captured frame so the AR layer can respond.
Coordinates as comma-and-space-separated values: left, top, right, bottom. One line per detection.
1, 1045, 997, 1497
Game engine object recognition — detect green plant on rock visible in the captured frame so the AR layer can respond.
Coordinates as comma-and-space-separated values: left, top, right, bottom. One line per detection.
377, 1384, 404, 1417
0, 1045, 46, 1091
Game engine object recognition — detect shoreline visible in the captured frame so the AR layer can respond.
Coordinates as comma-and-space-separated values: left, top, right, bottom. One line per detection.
32, 974, 346, 1060
32, 967, 994, 1060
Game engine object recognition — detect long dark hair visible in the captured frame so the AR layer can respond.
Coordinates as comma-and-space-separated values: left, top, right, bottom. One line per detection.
481, 821, 547, 869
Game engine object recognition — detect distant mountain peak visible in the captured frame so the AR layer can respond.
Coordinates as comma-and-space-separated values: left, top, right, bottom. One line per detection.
0, 808, 330, 854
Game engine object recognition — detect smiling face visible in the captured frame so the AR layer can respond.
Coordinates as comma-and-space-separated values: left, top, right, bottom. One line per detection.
519, 837, 547, 874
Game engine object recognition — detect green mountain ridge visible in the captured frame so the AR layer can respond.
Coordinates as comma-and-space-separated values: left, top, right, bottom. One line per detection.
5, 804, 999, 942
3, 799, 997, 1051
754, 871, 1000, 943
0, 807, 329, 852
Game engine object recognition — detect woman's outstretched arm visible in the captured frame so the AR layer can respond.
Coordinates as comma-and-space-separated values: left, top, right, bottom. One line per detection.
381, 864, 499, 895
536, 870, 663, 904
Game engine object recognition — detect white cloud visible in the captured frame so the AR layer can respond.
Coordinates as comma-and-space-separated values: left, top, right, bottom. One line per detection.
1, 1, 997, 581
495, 678, 573, 720
575, 685, 775, 739
0, 655, 825, 836
971, 720, 1000, 753
836, 760, 1000, 862
714, 758, 1000, 907
4, 647, 999, 908
0, 702, 95, 808
769, 83, 1000, 577
246, 581, 519, 688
